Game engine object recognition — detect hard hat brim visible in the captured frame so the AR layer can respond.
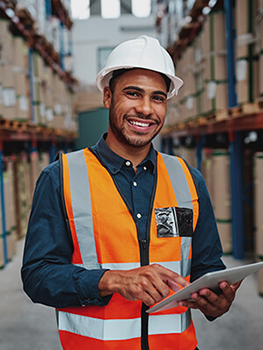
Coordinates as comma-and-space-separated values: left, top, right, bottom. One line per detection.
96, 66, 184, 99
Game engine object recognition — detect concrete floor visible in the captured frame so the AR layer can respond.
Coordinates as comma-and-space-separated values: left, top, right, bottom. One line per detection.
0, 239, 263, 350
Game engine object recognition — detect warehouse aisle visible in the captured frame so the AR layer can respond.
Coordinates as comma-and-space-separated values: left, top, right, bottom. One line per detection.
0, 239, 263, 350
0, 239, 62, 350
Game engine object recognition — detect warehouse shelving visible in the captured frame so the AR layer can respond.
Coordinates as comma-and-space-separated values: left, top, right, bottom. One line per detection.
158, 0, 263, 264
0, 0, 77, 268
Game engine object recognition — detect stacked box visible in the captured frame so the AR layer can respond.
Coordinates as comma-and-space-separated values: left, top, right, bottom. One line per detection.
201, 10, 228, 114
173, 45, 198, 122
53, 73, 65, 130
13, 36, 30, 121
0, 19, 16, 120
212, 150, 232, 254
201, 148, 214, 202
235, 0, 259, 103
165, 99, 182, 126
172, 8, 229, 123
43, 65, 55, 126
33, 52, 46, 125
14, 153, 32, 238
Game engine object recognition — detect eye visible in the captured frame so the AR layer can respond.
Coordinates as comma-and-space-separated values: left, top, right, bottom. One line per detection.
126, 91, 140, 98
152, 95, 166, 103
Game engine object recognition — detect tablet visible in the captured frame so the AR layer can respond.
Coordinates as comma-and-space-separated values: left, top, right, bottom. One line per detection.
147, 261, 263, 313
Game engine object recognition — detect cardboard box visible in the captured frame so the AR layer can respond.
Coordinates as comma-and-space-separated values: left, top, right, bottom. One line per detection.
212, 151, 231, 220
53, 115, 65, 130
211, 11, 226, 52
13, 37, 28, 69
235, 0, 249, 36
203, 81, 228, 114
236, 57, 259, 103
16, 95, 30, 121
2, 64, 14, 88
203, 54, 228, 82
0, 20, 13, 61
217, 222, 232, 254
201, 148, 214, 201
14, 71, 28, 95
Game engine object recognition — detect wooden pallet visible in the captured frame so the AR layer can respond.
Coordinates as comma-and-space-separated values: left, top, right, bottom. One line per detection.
228, 100, 263, 118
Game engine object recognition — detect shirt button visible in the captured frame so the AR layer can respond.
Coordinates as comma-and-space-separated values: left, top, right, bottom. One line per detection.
137, 213, 142, 219
143, 166, 147, 170
126, 161, 131, 166
133, 181, 137, 187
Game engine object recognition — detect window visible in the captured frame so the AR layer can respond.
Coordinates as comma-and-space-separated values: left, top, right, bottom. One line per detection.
132, 0, 151, 18
98, 47, 115, 72
71, 0, 90, 19
101, 0, 120, 18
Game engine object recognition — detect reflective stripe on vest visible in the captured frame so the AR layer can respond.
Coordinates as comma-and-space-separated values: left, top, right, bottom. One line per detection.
58, 148, 199, 350
59, 309, 191, 341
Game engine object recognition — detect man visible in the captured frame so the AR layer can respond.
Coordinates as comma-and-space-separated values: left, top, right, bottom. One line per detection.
21, 36, 241, 350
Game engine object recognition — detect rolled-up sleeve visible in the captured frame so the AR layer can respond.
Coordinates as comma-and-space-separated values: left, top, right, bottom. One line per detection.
21, 161, 111, 308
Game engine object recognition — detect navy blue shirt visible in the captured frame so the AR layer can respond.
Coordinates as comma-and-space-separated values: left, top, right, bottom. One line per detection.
21, 135, 225, 309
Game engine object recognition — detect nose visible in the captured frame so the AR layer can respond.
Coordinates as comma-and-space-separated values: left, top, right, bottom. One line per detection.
135, 97, 153, 116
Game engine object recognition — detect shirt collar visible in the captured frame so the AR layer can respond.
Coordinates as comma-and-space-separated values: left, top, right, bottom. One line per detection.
90, 133, 157, 175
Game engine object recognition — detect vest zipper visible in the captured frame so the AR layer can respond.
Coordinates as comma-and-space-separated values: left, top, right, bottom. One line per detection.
140, 169, 157, 350
140, 239, 150, 350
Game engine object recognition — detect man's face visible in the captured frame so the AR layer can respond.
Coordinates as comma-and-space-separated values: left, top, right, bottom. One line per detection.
103, 69, 167, 149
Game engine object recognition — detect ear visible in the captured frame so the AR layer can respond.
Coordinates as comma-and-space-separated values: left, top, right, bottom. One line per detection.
103, 87, 112, 109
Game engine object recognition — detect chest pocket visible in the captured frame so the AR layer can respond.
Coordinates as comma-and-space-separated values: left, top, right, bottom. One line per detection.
155, 207, 193, 238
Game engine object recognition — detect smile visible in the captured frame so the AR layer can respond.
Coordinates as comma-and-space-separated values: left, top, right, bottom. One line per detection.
129, 120, 151, 127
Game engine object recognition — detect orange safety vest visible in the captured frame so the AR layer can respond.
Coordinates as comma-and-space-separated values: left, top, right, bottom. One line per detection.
57, 148, 199, 350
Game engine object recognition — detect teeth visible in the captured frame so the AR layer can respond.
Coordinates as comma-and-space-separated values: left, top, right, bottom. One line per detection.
130, 121, 150, 127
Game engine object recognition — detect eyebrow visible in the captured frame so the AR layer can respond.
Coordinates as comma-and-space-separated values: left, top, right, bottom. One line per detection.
122, 86, 167, 98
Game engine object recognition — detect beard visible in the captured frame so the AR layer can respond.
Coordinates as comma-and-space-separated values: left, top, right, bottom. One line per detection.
108, 108, 160, 148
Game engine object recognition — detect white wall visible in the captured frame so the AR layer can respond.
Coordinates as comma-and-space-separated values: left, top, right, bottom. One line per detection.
72, 14, 157, 87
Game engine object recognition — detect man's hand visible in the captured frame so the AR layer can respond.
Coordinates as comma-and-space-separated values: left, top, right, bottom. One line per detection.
177, 280, 242, 318
98, 264, 190, 306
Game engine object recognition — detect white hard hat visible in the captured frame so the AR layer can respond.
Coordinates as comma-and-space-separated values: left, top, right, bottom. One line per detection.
96, 35, 183, 99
